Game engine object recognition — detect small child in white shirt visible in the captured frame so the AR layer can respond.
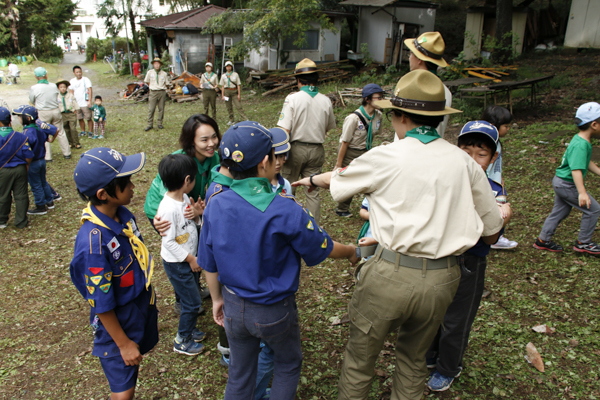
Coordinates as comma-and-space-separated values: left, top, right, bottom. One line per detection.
156, 154, 206, 356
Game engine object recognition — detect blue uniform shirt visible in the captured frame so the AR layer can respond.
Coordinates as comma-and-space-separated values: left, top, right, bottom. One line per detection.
206, 166, 233, 206
198, 189, 334, 305
466, 179, 506, 257
70, 205, 158, 357
22, 122, 56, 161
0, 128, 33, 168
271, 174, 292, 195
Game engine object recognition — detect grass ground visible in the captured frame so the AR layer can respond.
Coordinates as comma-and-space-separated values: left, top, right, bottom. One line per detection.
1, 49, 600, 399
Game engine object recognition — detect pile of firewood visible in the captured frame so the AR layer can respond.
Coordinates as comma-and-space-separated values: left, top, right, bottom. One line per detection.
168, 71, 202, 103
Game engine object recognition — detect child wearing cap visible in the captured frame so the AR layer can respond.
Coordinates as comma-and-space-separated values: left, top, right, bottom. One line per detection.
199, 121, 358, 400
270, 127, 293, 194
534, 102, 600, 255
92, 95, 107, 139
200, 62, 219, 119
426, 121, 513, 392
0, 107, 34, 229
12, 105, 59, 215
156, 153, 206, 356
70, 147, 158, 400
335, 83, 384, 217
220, 61, 247, 125
57, 79, 81, 149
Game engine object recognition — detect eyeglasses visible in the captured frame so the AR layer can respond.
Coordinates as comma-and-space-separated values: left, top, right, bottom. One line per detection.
385, 110, 399, 122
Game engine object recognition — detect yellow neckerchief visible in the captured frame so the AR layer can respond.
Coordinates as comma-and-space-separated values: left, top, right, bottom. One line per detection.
81, 203, 154, 289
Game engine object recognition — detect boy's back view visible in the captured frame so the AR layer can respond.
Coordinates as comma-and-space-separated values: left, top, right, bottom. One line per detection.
534, 102, 600, 254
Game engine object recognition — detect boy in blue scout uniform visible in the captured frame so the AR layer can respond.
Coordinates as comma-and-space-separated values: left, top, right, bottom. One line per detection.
198, 121, 358, 400
70, 147, 158, 400
0, 107, 34, 229
270, 127, 293, 194
12, 105, 59, 215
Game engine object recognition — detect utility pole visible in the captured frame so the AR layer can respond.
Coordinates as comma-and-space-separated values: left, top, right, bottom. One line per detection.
121, 0, 133, 76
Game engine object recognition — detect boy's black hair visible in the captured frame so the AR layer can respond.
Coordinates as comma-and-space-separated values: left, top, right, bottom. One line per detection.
158, 154, 198, 192
179, 114, 221, 158
0, 119, 9, 127
457, 132, 497, 154
95, 95, 102, 101
298, 72, 319, 87
222, 149, 275, 180
481, 106, 512, 128
21, 113, 35, 125
361, 94, 374, 107
77, 175, 131, 206
391, 109, 444, 129
73, 65, 82, 72
425, 61, 438, 74
576, 117, 600, 131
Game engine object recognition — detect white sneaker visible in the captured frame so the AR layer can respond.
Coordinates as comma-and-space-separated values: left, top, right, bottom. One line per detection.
491, 235, 518, 250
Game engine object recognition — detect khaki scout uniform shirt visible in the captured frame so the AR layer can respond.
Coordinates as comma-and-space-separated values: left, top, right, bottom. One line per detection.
200, 72, 219, 89
330, 137, 504, 259
57, 92, 80, 113
144, 69, 170, 91
219, 72, 241, 89
29, 82, 60, 111
277, 91, 336, 144
340, 108, 383, 150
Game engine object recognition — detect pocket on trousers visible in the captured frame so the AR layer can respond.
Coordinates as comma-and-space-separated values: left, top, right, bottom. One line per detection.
432, 274, 461, 322
256, 311, 292, 339
349, 303, 372, 335
367, 271, 414, 320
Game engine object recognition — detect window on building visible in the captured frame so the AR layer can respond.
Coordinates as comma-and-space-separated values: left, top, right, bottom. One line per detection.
282, 30, 319, 51
159, 0, 165, 6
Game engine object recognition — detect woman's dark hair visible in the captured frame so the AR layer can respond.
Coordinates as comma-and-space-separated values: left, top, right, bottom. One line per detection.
179, 114, 221, 158
222, 149, 275, 180
298, 72, 319, 86
391, 109, 444, 128
158, 154, 198, 192
457, 132, 497, 154
576, 117, 600, 131
77, 176, 131, 206
481, 106, 512, 128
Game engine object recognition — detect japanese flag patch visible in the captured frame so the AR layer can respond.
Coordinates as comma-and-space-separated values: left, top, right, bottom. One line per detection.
107, 237, 120, 253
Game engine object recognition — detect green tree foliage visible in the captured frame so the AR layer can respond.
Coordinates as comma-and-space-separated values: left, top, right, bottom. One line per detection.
97, 0, 149, 61
205, 0, 334, 68
0, 0, 20, 55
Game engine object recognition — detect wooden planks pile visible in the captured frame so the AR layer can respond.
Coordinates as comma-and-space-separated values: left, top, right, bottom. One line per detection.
168, 71, 202, 103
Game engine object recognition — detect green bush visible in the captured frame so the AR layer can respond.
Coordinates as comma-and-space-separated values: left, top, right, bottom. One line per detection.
85, 37, 145, 63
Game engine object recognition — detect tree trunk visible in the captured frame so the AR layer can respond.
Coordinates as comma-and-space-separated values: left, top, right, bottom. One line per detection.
128, 6, 140, 62
6, 0, 20, 53
494, 0, 513, 63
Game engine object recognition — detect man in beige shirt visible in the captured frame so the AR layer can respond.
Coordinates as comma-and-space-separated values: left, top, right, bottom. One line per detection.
294, 70, 504, 400
278, 58, 336, 225
144, 58, 170, 131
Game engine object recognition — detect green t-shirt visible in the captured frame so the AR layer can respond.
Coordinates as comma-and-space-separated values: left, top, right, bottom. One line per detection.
555, 134, 592, 183
144, 149, 220, 220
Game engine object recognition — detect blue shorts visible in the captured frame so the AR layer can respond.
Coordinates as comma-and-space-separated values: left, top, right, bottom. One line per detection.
100, 355, 139, 393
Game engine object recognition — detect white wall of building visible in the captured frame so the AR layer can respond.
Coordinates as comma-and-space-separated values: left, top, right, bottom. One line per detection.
565, 0, 600, 48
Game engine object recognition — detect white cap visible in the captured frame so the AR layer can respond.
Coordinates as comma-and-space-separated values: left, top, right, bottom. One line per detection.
205, 62, 213, 68
576, 102, 600, 126
225, 61, 234, 68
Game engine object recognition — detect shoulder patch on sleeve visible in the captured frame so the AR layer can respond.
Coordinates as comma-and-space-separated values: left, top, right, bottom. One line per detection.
89, 228, 102, 254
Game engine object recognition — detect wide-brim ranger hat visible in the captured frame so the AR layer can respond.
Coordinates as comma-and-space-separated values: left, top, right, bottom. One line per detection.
459, 120, 499, 152
56, 79, 71, 88
404, 31, 448, 68
151, 57, 163, 65
12, 105, 38, 120
270, 127, 291, 155
374, 70, 461, 116
74, 147, 146, 196
220, 121, 273, 171
294, 58, 318, 75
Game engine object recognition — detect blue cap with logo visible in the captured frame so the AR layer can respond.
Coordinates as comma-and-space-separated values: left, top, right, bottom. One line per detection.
362, 83, 384, 99
576, 102, 600, 127
74, 147, 146, 196
34, 67, 47, 78
270, 127, 290, 155
0, 107, 11, 125
12, 105, 38, 120
220, 121, 273, 171
459, 120, 499, 151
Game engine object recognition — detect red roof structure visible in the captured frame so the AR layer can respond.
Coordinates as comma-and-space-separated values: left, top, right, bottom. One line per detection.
140, 5, 226, 30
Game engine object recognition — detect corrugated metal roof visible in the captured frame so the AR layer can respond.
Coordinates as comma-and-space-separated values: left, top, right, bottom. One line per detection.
339, 0, 439, 8
140, 5, 226, 30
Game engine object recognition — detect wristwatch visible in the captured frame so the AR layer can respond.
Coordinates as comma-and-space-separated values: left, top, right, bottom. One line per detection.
309, 173, 318, 187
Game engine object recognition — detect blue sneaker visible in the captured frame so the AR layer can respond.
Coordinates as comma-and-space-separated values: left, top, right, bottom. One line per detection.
220, 354, 230, 367
173, 336, 205, 356
88, 132, 94, 139
192, 328, 206, 343
427, 371, 456, 392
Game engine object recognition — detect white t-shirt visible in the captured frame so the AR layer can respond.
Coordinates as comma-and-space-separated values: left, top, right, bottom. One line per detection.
8, 64, 18, 76
157, 193, 201, 263
69, 76, 93, 107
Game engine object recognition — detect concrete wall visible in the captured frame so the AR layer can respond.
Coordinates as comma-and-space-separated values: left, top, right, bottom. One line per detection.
565, 0, 600, 48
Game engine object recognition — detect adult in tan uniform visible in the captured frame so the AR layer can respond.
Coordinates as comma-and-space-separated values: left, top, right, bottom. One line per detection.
278, 58, 336, 225
144, 58, 170, 131
200, 62, 219, 119
220, 61, 247, 125
293, 70, 504, 399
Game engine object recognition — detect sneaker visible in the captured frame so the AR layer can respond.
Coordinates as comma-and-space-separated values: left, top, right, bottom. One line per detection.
144, 126, 153, 132
491, 235, 518, 250
192, 328, 206, 343
335, 210, 352, 218
173, 337, 205, 356
259, 388, 271, 400
200, 285, 211, 299
88, 132, 94, 138
573, 240, 600, 255
158, 125, 164, 129
27, 205, 47, 215
533, 238, 563, 252
64, 155, 71, 159
220, 354, 230, 367
46, 201, 55, 210
426, 357, 437, 368
52, 193, 62, 201
97, 135, 104, 139
92, 135, 99, 139
217, 342, 230, 356
427, 371, 455, 392
79, 131, 86, 137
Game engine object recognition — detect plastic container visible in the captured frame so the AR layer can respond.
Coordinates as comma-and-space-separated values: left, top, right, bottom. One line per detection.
0, 59, 7, 67
133, 62, 141, 77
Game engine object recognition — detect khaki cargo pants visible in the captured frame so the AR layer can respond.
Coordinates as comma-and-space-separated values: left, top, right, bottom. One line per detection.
38, 108, 71, 160
282, 142, 324, 225
62, 112, 79, 147
203, 89, 217, 120
338, 253, 461, 400
223, 88, 247, 122
336, 147, 367, 213
147, 89, 166, 128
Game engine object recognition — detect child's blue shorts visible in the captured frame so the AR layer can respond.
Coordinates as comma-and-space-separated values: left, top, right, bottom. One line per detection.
100, 356, 139, 393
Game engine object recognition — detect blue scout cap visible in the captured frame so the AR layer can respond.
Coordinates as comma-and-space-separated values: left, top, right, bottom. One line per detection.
270, 127, 290, 155
0, 107, 11, 125
575, 102, 600, 127
34, 67, 47, 77
459, 120, 499, 151
12, 105, 38, 120
74, 147, 146, 196
220, 121, 273, 171
362, 83, 384, 99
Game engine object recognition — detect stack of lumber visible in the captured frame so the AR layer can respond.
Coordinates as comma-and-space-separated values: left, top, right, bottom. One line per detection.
168, 71, 202, 103
463, 66, 517, 83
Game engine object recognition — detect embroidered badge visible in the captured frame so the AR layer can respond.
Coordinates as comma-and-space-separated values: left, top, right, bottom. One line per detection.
89, 267, 103, 275
120, 270, 134, 287
420, 36, 427, 43
279, 112, 284, 120
90, 275, 103, 285
318, 226, 323, 233
321, 238, 328, 249
87, 286, 95, 295
88, 299, 95, 307
85, 274, 89, 284
358, 122, 364, 130
376, 120, 381, 130
223, 147, 230, 157
307, 220, 314, 231
338, 166, 349, 175
104, 272, 112, 282
175, 233, 190, 245
232, 150, 244, 162
107, 237, 120, 253
108, 149, 123, 161
112, 249, 121, 260
99, 283, 112, 293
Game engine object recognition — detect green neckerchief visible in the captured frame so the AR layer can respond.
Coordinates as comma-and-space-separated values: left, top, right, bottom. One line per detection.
37, 79, 49, 84
300, 85, 319, 98
61, 93, 68, 113
210, 166, 233, 188
405, 126, 441, 144
205, 72, 214, 80
0, 126, 13, 137
230, 177, 277, 212
359, 106, 375, 150
226, 71, 234, 88
357, 221, 370, 244
24, 123, 37, 129
155, 69, 160, 84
